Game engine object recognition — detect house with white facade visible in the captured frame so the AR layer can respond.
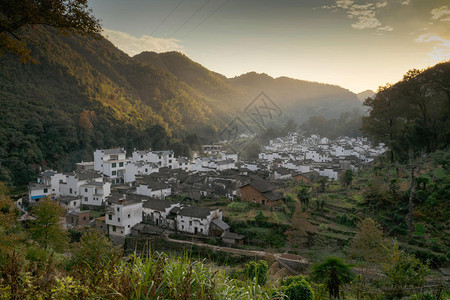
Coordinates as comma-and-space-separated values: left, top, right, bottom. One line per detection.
59, 170, 103, 198
58, 196, 81, 211
176, 206, 222, 236
142, 198, 181, 228
105, 194, 145, 236
79, 180, 111, 209
124, 161, 159, 183
94, 148, 128, 183
174, 157, 191, 171
135, 178, 172, 200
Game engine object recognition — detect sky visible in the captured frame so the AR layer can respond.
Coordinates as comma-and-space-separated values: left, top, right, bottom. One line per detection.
89, 0, 450, 93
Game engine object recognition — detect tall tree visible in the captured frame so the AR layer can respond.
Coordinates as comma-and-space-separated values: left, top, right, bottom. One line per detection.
0, 0, 101, 61
348, 218, 388, 263
28, 198, 69, 252
310, 257, 354, 299
285, 204, 316, 248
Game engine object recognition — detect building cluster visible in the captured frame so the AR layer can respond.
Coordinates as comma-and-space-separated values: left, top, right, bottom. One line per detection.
26, 132, 386, 245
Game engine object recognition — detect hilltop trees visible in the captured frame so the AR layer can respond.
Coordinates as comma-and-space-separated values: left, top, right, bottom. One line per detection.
0, 0, 101, 61
362, 62, 450, 162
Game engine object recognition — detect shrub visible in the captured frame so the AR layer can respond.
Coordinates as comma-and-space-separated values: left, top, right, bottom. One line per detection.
282, 277, 314, 300
227, 201, 248, 212
243, 260, 269, 286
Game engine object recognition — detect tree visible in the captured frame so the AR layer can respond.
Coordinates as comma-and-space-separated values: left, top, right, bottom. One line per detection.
343, 170, 353, 187
67, 230, 122, 270
318, 177, 328, 193
310, 257, 354, 299
297, 187, 310, 207
28, 198, 69, 252
348, 218, 388, 264
285, 204, 316, 248
1, 0, 101, 62
381, 242, 429, 298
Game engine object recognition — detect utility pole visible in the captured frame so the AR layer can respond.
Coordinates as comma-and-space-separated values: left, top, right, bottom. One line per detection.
407, 149, 415, 234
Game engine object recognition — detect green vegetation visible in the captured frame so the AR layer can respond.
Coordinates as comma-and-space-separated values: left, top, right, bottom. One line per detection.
310, 257, 354, 299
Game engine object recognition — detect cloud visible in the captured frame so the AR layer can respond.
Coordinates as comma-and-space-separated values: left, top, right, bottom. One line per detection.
102, 28, 184, 56
415, 33, 450, 63
377, 25, 394, 32
322, 0, 392, 31
400, 0, 411, 5
431, 6, 450, 21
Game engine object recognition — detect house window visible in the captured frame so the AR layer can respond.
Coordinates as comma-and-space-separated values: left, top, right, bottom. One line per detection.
118, 218, 121, 222
82, 216, 86, 221
189, 221, 192, 226
112, 171, 117, 176
112, 163, 117, 168
145, 169, 148, 172
108, 215, 112, 220
43, 188, 48, 193
141, 155, 143, 158
128, 225, 130, 228
119, 162, 124, 167
169, 160, 172, 163
69, 188, 72, 194
112, 226, 116, 232
128, 214, 130, 218
182, 225, 184, 229
85, 188, 88, 192
84, 197, 88, 202
117, 207, 120, 212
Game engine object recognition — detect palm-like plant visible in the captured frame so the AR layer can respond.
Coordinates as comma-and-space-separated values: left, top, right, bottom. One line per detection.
310, 257, 354, 299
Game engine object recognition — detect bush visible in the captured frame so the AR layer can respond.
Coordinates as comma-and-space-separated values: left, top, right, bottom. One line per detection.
227, 201, 248, 212
282, 277, 314, 300
244, 260, 268, 286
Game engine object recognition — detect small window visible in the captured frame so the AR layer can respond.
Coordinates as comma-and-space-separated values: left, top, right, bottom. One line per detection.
189, 221, 192, 226
169, 160, 172, 163
145, 169, 148, 172
43, 188, 48, 193
82, 216, 86, 221
118, 218, 120, 222
182, 225, 184, 229
117, 207, 120, 212
112, 163, 117, 168
128, 225, 130, 228
108, 214, 112, 220
119, 162, 124, 167
85, 188, 88, 192
141, 155, 143, 158
128, 214, 130, 218
112, 171, 117, 176
112, 226, 116, 232
84, 197, 88, 202
69, 188, 73, 194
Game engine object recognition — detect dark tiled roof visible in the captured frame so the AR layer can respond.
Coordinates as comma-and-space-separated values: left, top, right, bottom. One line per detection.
178, 206, 211, 219
244, 179, 277, 193
263, 191, 284, 201
211, 218, 230, 230
75, 170, 103, 181
59, 196, 81, 203
138, 181, 170, 191
104, 148, 126, 155
143, 199, 173, 211
106, 193, 147, 205
222, 231, 245, 240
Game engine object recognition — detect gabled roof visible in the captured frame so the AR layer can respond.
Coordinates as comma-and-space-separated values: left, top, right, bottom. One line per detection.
242, 179, 277, 193
75, 169, 103, 181
106, 193, 146, 206
263, 191, 284, 201
178, 206, 211, 219
104, 148, 126, 155
211, 218, 230, 230
143, 199, 173, 211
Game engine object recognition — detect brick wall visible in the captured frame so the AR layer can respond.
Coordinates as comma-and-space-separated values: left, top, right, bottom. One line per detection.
240, 185, 279, 208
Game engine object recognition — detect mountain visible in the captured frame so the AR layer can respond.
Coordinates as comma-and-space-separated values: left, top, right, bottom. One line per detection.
135, 52, 363, 126
357, 90, 376, 102
0, 26, 364, 185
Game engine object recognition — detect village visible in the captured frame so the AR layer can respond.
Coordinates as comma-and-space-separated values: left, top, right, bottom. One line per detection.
25, 132, 387, 247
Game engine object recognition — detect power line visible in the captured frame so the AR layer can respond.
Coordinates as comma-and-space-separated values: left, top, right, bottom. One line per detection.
182, 0, 230, 39
170, 0, 212, 38
151, 0, 185, 36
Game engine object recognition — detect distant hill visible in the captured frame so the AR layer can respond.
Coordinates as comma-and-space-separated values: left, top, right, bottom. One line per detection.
357, 90, 376, 102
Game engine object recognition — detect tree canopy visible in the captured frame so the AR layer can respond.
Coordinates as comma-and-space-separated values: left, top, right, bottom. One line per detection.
362, 62, 450, 162
0, 0, 101, 61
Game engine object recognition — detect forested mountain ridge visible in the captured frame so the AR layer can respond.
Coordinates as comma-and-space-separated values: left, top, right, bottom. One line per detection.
362, 61, 450, 162
0, 27, 215, 185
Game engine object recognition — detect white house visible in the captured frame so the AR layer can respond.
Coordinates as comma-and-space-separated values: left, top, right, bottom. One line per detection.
135, 181, 172, 200
79, 180, 111, 208
124, 162, 159, 183
28, 183, 53, 205
94, 148, 129, 183
174, 157, 191, 171
59, 170, 103, 198
176, 206, 222, 236
142, 199, 181, 228
58, 196, 81, 211
37, 170, 65, 198
105, 194, 144, 236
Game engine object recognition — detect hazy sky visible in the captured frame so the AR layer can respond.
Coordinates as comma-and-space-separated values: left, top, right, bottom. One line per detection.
89, 0, 450, 93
